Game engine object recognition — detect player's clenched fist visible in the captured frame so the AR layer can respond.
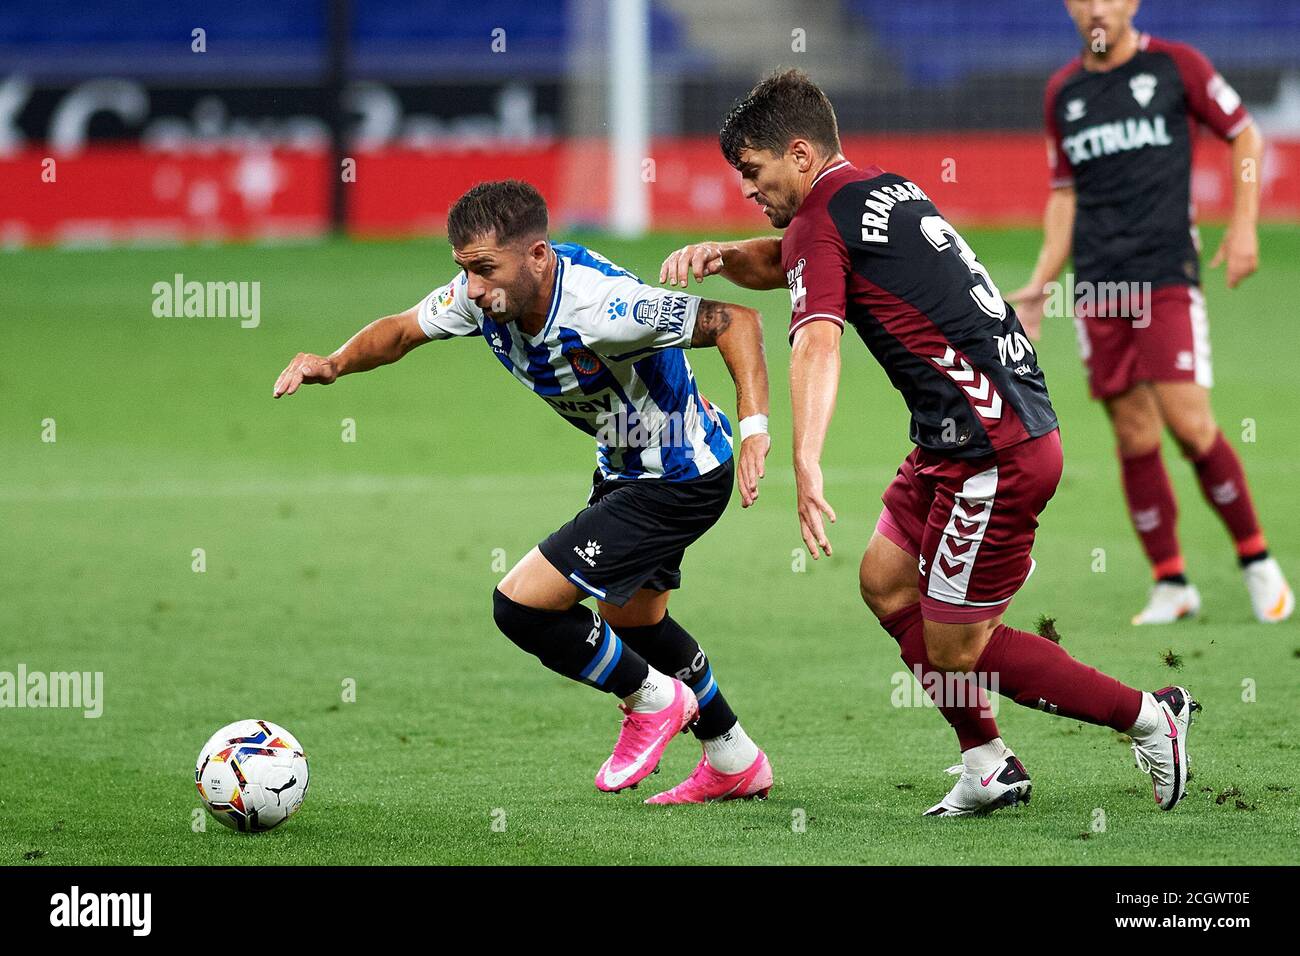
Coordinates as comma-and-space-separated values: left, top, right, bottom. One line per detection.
273, 352, 339, 398
659, 242, 725, 287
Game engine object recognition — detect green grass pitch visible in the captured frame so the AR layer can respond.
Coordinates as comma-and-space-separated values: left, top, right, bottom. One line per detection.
2, 226, 1297, 865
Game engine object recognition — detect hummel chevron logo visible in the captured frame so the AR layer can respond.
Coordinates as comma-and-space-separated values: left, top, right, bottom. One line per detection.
938, 556, 966, 578
945, 538, 973, 557
934, 348, 1003, 420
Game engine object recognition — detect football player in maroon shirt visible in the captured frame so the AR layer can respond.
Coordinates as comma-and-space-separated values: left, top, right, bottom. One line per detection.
1009, 0, 1291, 626
661, 69, 1197, 816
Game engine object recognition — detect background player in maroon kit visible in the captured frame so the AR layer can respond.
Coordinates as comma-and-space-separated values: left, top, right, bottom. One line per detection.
661, 69, 1198, 816
1009, 0, 1292, 626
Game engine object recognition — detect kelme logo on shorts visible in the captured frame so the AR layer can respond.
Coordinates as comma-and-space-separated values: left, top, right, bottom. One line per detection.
573, 540, 601, 567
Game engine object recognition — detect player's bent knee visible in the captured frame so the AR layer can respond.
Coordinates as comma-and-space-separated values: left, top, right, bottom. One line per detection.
491, 587, 609, 681
1107, 394, 1162, 457
1112, 413, 1161, 457
859, 574, 916, 619
496, 547, 578, 611
1171, 415, 1218, 458
1115, 429, 1160, 458
925, 642, 980, 673
922, 619, 996, 673
858, 551, 919, 619
491, 587, 549, 655
927, 646, 981, 673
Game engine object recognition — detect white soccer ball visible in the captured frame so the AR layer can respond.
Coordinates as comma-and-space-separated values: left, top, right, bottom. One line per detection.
195, 719, 309, 833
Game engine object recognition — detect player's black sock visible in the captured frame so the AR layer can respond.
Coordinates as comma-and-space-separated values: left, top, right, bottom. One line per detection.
491, 589, 647, 698
1239, 549, 1269, 568
1158, 572, 1189, 586
616, 614, 738, 739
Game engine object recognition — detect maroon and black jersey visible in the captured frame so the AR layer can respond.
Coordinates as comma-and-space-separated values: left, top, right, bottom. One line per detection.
1046, 34, 1252, 289
784, 160, 1057, 460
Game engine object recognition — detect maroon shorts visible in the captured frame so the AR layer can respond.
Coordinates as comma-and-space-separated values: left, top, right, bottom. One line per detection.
1074, 283, 1212, 400
878, 429, 1063, 623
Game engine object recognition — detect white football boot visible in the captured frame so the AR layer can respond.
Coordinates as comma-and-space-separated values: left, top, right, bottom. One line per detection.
1130, 686, 1199, 811
1242, 557, 1294, 623
924, 751, 1032, 817
1132, 581, 1201, 625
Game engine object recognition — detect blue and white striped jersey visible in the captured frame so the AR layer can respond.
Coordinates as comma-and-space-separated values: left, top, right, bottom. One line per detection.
416, 242, 733, 481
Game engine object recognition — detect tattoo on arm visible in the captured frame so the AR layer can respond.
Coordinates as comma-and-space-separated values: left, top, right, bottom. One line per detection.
692, 300, 734, 346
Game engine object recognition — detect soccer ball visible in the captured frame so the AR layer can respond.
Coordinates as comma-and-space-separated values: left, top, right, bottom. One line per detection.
195, 719, 309, 833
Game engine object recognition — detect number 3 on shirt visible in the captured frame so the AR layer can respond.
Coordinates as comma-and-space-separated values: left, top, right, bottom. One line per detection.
919, 215, 1007, 321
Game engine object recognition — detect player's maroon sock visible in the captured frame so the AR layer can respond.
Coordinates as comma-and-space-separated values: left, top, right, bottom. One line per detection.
1189, 431, 1268, 561
880, 603, 999, 751
1119, 447, 1185, 580
973, 623, 1141, 731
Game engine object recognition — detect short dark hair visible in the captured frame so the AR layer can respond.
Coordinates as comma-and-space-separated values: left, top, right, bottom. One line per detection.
719, 68, 842, 168
447, 180, 549, 247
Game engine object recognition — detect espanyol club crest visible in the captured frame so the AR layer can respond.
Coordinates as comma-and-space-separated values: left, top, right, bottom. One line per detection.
1130, 73, 1157, 108
567, 347, 603, 377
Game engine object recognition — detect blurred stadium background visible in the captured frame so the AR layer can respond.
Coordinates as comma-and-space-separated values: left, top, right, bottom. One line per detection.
3, 0, 1299, 245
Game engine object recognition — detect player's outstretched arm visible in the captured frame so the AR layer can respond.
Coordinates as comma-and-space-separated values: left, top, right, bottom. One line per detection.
273, 304, 429, 398
693, 299, 771, 508
1008, 185, 1075, 340
660, 238, 784, 291
789, 321, 840, 558
1211, 122, 1262, 289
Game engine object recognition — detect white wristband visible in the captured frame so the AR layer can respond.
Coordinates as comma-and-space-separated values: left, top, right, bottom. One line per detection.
739, 414, 769, 441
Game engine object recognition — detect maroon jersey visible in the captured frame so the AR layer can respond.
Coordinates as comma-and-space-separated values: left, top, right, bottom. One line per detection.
1045, 34, 1252, 288
784, 160, 1057, 460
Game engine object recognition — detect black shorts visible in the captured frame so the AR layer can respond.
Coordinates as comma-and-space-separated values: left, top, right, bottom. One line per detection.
539, 460, 734, 607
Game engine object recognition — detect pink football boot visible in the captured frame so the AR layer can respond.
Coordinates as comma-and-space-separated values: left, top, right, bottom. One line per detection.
595, 679, 698, 793
645, 750, 773, 804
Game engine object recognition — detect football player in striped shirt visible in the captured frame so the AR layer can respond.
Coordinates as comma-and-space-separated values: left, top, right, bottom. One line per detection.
274, 180, 773, 804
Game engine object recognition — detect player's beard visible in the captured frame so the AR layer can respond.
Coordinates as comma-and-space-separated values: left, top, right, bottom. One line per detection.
765, 193, 796, 229
1090, 19, 1130, 58
494, 272, 541, 325
767, 205, 794, 229
758, 181, 801, 228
